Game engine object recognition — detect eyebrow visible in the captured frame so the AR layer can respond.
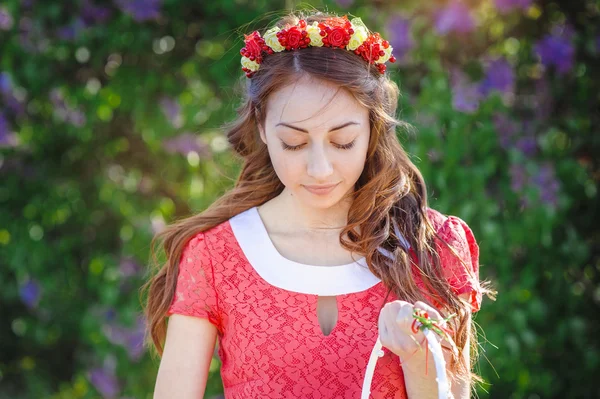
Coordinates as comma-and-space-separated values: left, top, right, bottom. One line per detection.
275, 121, 360, 133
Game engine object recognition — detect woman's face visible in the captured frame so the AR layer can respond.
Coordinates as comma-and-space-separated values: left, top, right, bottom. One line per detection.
258, 76, 371, 209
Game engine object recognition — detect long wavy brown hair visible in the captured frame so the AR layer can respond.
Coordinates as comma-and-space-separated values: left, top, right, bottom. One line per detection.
142, 10, 496, 391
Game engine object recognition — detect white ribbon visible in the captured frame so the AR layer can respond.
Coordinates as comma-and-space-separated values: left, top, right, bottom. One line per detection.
423, 328, 451, 399
361, 338, 384, 399
361, 331, 451, 399
362, 220, 452, 397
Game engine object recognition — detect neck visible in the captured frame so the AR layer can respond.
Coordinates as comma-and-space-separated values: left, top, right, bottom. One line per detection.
266, 188, 353, 233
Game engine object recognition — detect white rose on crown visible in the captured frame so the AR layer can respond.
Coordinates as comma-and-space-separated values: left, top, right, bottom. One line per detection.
306, 22, 324, 47
347, 25, 369, 51
264, 26, 285, 52
241, 56, 260, 72
377, 45, 394, 64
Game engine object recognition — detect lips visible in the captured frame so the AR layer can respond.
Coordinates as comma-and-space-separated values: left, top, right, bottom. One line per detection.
302, 183, 340, 195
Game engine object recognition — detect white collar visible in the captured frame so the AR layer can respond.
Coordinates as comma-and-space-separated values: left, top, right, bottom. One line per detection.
228, 207, 382, 295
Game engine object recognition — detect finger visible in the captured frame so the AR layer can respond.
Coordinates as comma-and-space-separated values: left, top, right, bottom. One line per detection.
379, 302, 400, 340
413, 302, 448, 344
379, 301, 403, 338
414, 301, 443, 322
378, 308, 388, 339
380, 301, 411, 348
394, 302, 414, 325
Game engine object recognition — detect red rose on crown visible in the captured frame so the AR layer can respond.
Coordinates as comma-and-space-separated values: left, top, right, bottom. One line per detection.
241, 32, 266, 62
318, 16, 353, 48
325, 27, 348, 48
240, 15, 396, 77
277, 25, 310, 50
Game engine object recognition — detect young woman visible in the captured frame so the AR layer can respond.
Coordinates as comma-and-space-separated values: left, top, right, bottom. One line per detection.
144, 11, 495, 399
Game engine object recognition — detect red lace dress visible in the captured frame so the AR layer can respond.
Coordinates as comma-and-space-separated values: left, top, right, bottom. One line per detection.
167, 207, 482, 398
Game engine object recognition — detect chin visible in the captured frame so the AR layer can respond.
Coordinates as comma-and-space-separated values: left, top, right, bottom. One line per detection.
295, 187, 348, 210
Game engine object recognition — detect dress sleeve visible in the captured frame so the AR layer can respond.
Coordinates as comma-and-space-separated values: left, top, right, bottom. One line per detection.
166, 231, 221, 326
434, 215, 483, 313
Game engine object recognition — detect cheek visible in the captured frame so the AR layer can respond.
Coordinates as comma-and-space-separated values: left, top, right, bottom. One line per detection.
341, 140, 369, 180
340, 153, 367, 180
268, 147, 303, 183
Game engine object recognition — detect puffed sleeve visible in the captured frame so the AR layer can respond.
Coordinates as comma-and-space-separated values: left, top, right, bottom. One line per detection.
167, 231, 221, 326
431, 211, 483, 313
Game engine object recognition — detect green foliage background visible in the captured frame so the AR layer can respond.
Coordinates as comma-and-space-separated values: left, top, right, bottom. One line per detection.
1, 0, 598, 398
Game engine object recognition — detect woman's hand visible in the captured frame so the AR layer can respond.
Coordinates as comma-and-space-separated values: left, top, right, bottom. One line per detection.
378, 300, 446, 360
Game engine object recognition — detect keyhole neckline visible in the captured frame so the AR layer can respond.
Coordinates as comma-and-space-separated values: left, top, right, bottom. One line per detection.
229, 206, 382, 296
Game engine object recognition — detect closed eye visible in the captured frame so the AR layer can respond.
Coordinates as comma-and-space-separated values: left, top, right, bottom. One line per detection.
281, 142, 304, 151
280, 140, 357, 151
334, 140, 356, 150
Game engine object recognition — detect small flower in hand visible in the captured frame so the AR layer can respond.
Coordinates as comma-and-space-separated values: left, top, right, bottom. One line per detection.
378, 300, 456, 361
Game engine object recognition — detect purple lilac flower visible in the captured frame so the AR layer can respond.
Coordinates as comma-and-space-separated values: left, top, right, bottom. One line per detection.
386, 15, 414, 62
450, 70, 482, 113
159, 96, 183, 128
434, 1, 475, 35
103, 314, 147, 361
480, 57, 515, 96
162, 133, 210, 157
493, 113, 537, 155
0, 72, 10, 94
49, 88, 86, 127
0, 158, 36, 178
0, 113, 18, 148
115, 0, 162, 22
0, 72, 26, 116
533, 163, 559, 206
19, 16, 33, 33
124, 316, 146, 361
19, 279, 41, 309
0, 7, 13, 31
81, 0, 113, 25
104, 307, 117, 321
57, 18, 87, 41
0, 113, 11, 145
88, 367, 119, 398
493, 113, 518, 150
49, 88, 64, 106
67, 109, 86, 127
533, 77, 552, 122
494, 0, 533, 14
515, 132, 537, 156
509, 164, 528, 192
534, 25, 575, 75
119, 257, 141, 278
18, 16, 44, 54
103, 323, 128, 347
4, 94, 26, 116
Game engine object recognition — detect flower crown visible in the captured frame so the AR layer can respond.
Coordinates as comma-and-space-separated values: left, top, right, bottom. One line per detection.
240, 16, 396, 78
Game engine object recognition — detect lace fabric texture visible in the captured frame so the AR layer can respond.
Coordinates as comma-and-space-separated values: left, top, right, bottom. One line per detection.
167, 208, 482, 398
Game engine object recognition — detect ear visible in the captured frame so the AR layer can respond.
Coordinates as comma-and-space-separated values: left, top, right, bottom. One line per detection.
257, 122, 267, 145
253, 106, 267, 145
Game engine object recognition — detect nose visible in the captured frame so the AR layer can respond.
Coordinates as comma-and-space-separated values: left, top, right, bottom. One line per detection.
306, 144, 334, 180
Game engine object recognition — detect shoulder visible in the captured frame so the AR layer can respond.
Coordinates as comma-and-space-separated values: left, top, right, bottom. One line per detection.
424, 207, 479, 279
193, 210, 248, 243
425, 207, 471, 231
425, 207, 482, 311
425, 207, 478, 255
183, 209, 254, 262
